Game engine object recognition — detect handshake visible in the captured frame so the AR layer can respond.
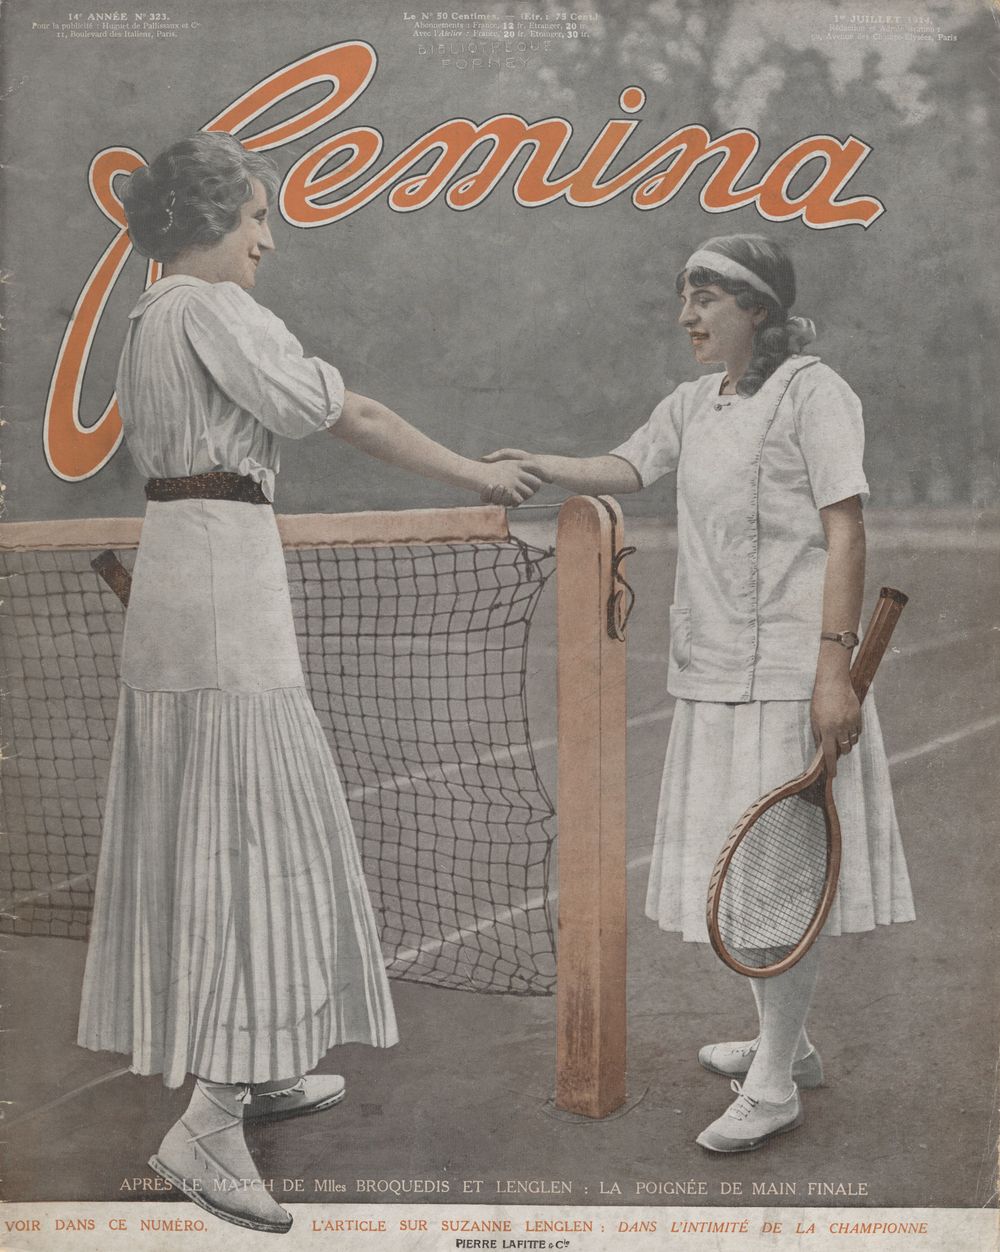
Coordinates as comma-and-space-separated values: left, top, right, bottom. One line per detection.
477, 448, 552, 507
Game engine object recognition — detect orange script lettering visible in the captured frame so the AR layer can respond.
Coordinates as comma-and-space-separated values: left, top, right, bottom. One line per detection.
45, 41, 884, 480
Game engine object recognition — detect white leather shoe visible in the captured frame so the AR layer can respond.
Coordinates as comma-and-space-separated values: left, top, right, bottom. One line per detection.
148, 1081, 292, 1234
696, 1079, 804, 1153
150, 1124, 292, 1232
245, 1075, 347, 1123
698, 1040, 824, 1088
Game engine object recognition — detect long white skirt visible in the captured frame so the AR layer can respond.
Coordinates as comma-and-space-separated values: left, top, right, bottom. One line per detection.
77, 686, 399, 1087
645, 697, 915, 943
77, 500, 398, 1087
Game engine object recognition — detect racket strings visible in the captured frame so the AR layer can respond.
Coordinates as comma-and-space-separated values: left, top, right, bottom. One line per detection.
717, 793, 830, 969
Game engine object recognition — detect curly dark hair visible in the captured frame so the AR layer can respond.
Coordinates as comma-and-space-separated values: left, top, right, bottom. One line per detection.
675, 235, 814, 397
121, 133, 280, 262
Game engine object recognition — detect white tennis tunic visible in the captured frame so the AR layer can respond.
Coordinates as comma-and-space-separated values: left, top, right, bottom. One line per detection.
77, 276, 399, 1086
611, 356, 915, 941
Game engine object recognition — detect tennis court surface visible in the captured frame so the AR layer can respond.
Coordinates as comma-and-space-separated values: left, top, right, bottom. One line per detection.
3, 507, 997, 1209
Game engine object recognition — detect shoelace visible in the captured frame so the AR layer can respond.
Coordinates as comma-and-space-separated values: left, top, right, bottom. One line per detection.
182, 1111, 244, 1147
185, 1078, 308, 1145
255, 1078, 306, 1100
182, 1082, 255, 1144
708, 1040, 758, 1064
725, 1080, 760, 1122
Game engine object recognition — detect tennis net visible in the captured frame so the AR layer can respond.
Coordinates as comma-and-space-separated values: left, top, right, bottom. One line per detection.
0, 508, 556, 994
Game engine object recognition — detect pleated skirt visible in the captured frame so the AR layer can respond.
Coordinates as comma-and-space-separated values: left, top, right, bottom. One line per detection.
77, 685, 399, 1087
645, 697, 915, 943
77, 500, 398, 1087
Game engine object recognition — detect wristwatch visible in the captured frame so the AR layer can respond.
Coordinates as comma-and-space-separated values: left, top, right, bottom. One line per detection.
821, 630, 860, 649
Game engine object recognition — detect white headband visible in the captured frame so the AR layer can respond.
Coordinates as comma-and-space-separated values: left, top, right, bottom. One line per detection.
685, 249, 782, 307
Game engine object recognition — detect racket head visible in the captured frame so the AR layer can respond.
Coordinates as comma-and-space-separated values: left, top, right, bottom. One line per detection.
706, 764, 842, 978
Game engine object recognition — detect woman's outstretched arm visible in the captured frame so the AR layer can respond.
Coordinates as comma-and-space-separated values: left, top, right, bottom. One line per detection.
332, 393, 549, 505
481, 448, 642, 499
811, 495, 866, 778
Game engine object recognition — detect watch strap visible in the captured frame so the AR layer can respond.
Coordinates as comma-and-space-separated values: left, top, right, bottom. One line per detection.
821, 630, 860, 649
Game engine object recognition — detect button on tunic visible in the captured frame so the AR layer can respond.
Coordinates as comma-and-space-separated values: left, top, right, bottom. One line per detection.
611, 355, 870, 701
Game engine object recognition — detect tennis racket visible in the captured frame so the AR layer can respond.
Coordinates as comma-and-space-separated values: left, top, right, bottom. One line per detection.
705, 586, 908, 978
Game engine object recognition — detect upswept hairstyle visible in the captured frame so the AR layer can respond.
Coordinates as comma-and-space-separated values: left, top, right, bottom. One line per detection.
121, 133, 280, 262
676, 235, 816, 397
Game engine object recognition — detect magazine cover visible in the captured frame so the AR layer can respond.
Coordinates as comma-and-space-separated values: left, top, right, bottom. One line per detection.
1, 0, 997, 1249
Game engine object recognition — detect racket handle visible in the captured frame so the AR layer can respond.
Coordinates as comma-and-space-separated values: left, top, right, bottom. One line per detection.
91, 549, 133, 608
850, 586, 908, 703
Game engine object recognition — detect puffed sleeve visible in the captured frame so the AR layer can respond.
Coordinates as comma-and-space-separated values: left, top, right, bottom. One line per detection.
792, 365, 870, 509
608, 384, 690, 487
181, 282, 344, 438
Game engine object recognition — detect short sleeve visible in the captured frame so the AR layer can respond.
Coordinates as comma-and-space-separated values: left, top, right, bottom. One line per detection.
792, 366, 870, 509
608, 387, 688, 487
182, 282, 344, 439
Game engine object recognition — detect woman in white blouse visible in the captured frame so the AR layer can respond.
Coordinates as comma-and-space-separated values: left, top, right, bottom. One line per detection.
486, 234, 914, 1153
76, 133, 545, 1233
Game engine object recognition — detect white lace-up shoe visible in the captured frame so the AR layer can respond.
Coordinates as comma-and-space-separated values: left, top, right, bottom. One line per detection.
244, 1075, 347, 1124
696, 1079, 804, 1153
698, 1040, 824, 1088
149, 1083, 292, 1233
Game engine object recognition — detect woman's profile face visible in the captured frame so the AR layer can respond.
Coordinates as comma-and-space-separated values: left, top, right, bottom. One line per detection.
198, 178, 274, 289
677, 276, 762, 370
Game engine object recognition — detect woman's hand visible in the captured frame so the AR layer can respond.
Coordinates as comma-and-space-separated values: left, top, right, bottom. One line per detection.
810, 676, 862, 779
481, 448, 554, 492
477, 457, 549, 507
482, 448, 531, 461
482, 447, 644, 497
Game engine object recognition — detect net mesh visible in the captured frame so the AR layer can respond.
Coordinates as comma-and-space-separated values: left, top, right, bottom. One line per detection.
717, 788, 830, 970
0, 535, 557, 994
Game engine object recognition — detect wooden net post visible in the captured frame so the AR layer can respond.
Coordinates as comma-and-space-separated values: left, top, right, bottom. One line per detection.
555, 495, 629, 1117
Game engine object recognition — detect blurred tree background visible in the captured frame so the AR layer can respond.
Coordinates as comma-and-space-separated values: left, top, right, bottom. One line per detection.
478, 0, 999, 510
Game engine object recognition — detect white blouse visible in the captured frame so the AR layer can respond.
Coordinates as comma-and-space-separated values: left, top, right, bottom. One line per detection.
115, 275, 344, 693
611, 356, 870, 702
116, 275, 345, 501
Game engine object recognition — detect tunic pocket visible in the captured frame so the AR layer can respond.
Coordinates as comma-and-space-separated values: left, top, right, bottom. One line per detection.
669, 605, 692, 671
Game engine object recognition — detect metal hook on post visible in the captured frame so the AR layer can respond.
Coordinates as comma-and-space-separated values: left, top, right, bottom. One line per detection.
595, 496, 636, 642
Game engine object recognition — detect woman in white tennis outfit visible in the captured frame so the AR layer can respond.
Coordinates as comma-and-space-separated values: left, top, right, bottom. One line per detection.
76, 133, 544, 1233
486, 234, 914, 1152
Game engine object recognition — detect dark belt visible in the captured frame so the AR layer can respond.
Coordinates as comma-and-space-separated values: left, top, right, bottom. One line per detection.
145, 471, 268, 504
